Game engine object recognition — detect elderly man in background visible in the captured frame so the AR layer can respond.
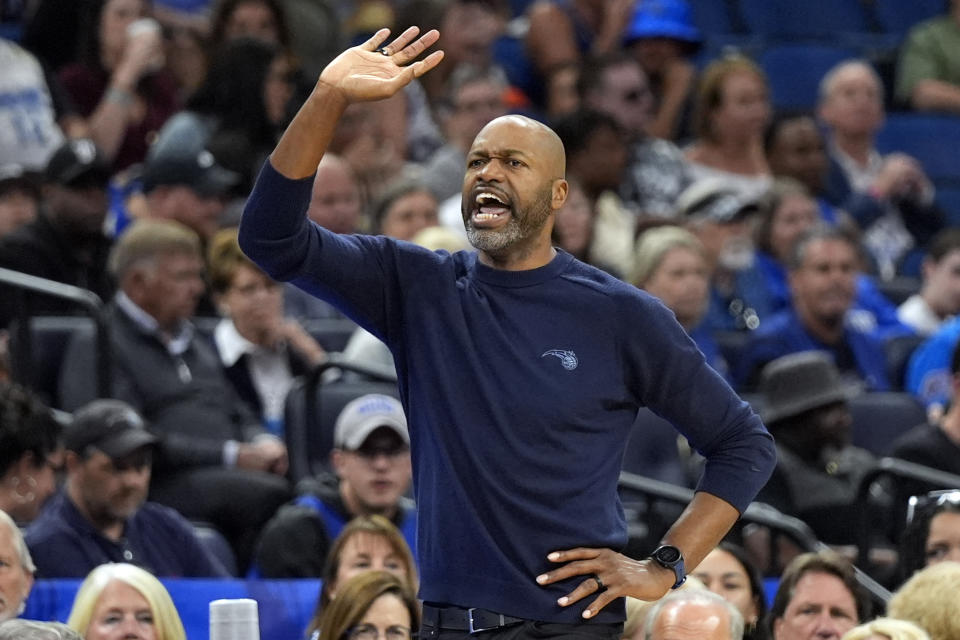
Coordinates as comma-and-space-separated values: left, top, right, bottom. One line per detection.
0, 509, 34, 623
645, 589, 744, 640
58, 220, 290, 569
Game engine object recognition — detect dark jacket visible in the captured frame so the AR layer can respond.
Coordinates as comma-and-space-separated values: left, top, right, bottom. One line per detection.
0, 211, 113, 326
59, 301, 267, 471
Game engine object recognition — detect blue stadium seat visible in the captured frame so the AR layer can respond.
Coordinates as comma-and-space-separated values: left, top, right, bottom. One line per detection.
935, 183, 960, 227
760, 44, 860, 110
876, 114, 960, 183
738, 0, 870, 39
689, 0, 736, 35
872, 0, 947, 39
849, 392, 926, 456
192, 522, 239, 577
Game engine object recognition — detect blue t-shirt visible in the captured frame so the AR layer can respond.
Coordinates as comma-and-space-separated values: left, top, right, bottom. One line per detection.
906, 316, 960, 411
239, 161, 776, 624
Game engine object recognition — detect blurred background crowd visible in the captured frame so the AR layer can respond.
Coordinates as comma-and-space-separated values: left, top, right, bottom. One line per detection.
3, 0, 960, 639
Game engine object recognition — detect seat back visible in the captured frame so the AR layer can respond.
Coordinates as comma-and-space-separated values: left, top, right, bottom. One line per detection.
284, 372, 400, 482
192, 522, 239, 577
849, 392, 927, 455
876, 114, 960, 183
739, 0, 870, 39
9, 316, 95, 408
872, 0, 947, 38
760, 44, 860, 110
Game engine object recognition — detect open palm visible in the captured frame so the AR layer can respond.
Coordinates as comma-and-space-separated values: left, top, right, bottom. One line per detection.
319, 27, 444, 103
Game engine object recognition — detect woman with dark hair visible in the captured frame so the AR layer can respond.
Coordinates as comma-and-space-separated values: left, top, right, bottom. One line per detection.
898, 490, 960, 584
185, 37, 300, 191
208, 0, 291, 52
59, 0, 179, 170
0, 384, 62, 523
692, 543, 769, 640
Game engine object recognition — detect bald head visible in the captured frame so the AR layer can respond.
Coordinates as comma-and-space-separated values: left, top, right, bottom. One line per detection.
474, 115, 567, 180
309, 153, 362, 233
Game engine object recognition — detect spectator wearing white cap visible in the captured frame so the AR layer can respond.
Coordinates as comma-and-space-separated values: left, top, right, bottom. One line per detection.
252, 393, 415, 578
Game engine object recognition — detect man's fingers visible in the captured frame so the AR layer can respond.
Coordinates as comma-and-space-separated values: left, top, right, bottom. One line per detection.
392, 29, 441, 65
536, 559, 600, 585
413, 51, 445, 78
360, 28, 391, 52
547, 548, 603, 563
555, 577, 602, 607
383, 26, 422, 57
582, 592, 617, 619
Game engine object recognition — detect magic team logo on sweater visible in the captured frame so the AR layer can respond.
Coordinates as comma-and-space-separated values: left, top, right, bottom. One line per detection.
541, 349, 578, 371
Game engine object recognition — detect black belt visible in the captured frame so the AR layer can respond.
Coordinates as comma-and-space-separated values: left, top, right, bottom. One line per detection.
422, 605, 527, 634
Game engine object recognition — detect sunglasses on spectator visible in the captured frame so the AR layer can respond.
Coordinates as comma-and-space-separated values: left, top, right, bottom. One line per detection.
905, 489, 960, 526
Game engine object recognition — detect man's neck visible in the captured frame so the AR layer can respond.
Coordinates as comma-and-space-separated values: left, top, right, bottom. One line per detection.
478, 237, 557, 271
340, 485, 398, 521
833, 132, 874, 167
797, 305, 845, 344
66, 481, 125, 541
921, 287, 951, 320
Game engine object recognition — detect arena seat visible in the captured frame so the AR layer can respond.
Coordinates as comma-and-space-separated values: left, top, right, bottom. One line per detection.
738, 0, 871, 40
192, 522, 239, 577
876, 114, 960, 183
760, 44, 860, 109
283, 358, 399, 482
849, 392, 926, 456
689, 0, 738, 35
872, 0, 947, 39
8, 315, 95, 409
935, 183, 960, 228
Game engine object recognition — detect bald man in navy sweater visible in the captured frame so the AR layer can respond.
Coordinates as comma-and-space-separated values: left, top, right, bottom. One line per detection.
239, 27, 776, 640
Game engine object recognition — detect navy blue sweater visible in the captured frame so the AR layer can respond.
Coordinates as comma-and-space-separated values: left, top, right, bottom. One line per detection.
239, 162, 776, 624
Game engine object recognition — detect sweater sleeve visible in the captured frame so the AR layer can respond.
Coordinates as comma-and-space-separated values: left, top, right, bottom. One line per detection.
238, 160, 398, 338
625, 295, 776, 513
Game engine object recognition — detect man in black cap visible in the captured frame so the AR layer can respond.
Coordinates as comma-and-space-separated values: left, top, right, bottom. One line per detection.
0, 139, 114, 327
141, 116, 239, 243
24, 399, 230, 578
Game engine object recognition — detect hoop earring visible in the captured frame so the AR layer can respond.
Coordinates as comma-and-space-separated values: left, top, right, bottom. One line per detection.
11, 475, 37, 504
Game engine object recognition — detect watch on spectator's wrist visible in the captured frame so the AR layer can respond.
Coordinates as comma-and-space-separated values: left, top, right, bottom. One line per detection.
650, 544, 686, 589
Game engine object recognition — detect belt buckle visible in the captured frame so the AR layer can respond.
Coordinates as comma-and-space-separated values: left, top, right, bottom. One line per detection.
467, 608, 502, 634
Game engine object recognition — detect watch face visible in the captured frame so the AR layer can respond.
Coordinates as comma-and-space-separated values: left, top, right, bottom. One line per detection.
656, 546, 682, 564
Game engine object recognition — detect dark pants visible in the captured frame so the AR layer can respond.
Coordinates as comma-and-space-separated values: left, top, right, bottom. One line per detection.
150, 466, 291, 571
420, 609, 623, 640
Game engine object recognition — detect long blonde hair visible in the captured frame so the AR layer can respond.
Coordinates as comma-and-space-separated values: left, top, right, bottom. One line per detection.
67, 564, 186, 640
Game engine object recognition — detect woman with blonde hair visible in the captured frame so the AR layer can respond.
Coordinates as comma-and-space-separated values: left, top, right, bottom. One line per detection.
67, 563, 186, 640
308, 571, 419, 640
841, 618, 930, 640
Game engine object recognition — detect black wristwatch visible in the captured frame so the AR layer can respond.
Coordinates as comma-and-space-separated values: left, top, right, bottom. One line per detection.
650, 544, 686, 589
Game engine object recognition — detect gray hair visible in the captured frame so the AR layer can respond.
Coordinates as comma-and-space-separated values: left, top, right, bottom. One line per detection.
0, 509, 35, 574
644, 589, 744, 640
0, 620, 82, 640
818, 59, 882, 106
108, 219, 201, 280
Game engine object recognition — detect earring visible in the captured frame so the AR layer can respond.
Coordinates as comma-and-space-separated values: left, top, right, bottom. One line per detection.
11, 475, 37, 504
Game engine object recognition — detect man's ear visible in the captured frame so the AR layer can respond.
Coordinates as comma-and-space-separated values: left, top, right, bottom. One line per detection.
330, 448, 346, 477
551, 179, 569, 211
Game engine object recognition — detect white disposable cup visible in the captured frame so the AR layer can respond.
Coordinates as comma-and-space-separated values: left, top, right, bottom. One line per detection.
210, 598, 260, 640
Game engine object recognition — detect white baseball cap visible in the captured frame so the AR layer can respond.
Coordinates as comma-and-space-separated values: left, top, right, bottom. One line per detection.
334, 394, 409, 450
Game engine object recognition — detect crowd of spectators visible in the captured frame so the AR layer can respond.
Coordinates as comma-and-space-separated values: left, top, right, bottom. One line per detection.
2, 0, 960, 638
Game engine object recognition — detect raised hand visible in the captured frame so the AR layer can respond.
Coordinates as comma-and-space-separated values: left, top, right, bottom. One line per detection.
318, 27, 444, 104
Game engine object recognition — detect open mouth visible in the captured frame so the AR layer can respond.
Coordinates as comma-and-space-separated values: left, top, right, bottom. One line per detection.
471, 190, 512, 227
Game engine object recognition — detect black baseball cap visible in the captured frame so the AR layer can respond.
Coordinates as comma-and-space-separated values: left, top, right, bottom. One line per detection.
140, 114, 239, 197
44, 139, 111, 189
65, 400, 158, 459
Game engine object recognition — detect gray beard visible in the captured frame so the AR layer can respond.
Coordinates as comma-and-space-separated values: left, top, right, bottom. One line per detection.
463, 187, 554, 255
